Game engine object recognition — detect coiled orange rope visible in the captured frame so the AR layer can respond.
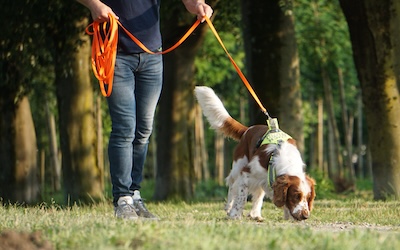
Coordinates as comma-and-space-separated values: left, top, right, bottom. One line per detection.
85, 15, 119, 97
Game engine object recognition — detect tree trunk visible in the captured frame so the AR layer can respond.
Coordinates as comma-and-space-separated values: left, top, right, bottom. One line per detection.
155, 48, 198, 200
154, 0, 219, 200
241, 0, 303, 151
54, 18, 102, 204
322, 68, 343, 180
339, 0, 400, 199
356, 95, 365, 178
13, 97, 39, 202
0, 96, 39, 203
0, 66, 39, 204
215, 132, 224, 185
338, 68, 356, 182
194, 104, 209, 181
315, 98, 324, 174
155, 19, 209, 200
96, 97, 104, 191
46, 102, 61, 191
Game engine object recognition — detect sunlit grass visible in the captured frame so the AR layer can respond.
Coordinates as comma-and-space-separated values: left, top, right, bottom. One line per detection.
1, 197, 400, 250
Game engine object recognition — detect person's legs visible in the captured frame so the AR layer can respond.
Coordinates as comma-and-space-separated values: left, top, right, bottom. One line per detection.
130, 53, 163, 192
107, 53, 139, 205
130, 53, 162, 220
107, 52, 162, 219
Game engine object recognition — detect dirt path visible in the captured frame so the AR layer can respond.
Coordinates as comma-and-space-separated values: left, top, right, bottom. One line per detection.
0, 230, 53, 250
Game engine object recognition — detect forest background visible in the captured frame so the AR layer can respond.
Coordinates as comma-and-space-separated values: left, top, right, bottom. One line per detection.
1, 0, 400, 205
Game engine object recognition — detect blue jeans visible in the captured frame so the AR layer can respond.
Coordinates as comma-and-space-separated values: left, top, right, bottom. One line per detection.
107, 52, 163, 205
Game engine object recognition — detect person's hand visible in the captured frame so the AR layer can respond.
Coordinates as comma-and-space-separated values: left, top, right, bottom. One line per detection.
79, 0, 118, 22
90, 1, 118, 22
195, 2, 213, 22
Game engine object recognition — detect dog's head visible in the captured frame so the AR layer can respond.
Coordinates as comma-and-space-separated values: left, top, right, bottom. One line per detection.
272, 174, 316, 220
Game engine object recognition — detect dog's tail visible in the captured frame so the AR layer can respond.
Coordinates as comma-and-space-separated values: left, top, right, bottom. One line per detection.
194, 86, 248, 141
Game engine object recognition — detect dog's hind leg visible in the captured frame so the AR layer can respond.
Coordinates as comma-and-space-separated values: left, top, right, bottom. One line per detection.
249, 187, 265, 222
227, 172, 249, 219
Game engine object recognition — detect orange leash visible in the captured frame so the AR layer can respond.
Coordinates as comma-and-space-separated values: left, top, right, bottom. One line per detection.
86, 15, 269, 117
86, 16, 119, 97
117, 19, 201, 55
86, 14, 201, 97
203, 16, 269, 117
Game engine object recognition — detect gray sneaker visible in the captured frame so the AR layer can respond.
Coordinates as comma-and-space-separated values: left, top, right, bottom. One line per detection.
114, 196, 138, 220
132, 190, 159, 220
132, 198, 159, 220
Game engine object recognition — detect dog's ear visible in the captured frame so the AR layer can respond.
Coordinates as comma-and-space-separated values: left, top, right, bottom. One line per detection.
306, 175, 316, 211
272, 175, 289, 207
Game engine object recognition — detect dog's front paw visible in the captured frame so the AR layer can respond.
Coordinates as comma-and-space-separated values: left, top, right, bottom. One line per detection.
248, 214, 264, 222
227, 215, 242, 220
227, 211, 242, 220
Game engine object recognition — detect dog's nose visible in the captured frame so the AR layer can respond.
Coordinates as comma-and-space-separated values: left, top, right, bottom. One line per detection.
301, 210, 310, 220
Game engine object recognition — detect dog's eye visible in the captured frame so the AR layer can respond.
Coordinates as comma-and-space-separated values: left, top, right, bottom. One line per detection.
290, 192, 301, 202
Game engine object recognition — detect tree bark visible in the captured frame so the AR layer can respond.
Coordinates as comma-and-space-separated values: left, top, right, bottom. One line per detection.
46, 102, 61, 191
13, 97, 39, 202
338, 68, 356, 182
339, 0, 400, 199
154, 25, 206, 200
54, 18, 103, 203
0, 72, 39, 204
194, 104, 209, 181
322, 68, 344, 180
155, 47, 198, 200
215, 132, 224, 185
96, 97, 104, 191
241, 0, 303, 151
154, 0, 218, 200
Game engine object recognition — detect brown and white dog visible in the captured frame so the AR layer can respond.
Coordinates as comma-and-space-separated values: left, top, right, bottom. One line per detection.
194, 86, 316, 221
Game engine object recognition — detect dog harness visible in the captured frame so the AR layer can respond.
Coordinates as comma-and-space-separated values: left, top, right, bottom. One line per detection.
257, 118, 292, 187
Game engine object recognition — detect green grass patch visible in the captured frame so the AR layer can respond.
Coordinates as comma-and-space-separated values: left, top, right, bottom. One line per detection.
1, 198, 399, 250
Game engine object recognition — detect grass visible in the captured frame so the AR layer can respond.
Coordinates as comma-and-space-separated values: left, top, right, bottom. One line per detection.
1, 196, 400, 250
1, 180, 399, 249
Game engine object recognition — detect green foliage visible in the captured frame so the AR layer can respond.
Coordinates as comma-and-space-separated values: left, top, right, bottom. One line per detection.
309, 170, 336, 199
293, 0, 363, 173
294, 0, 360, 103
194, 180, 227, 201
194, 0, 245, 111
